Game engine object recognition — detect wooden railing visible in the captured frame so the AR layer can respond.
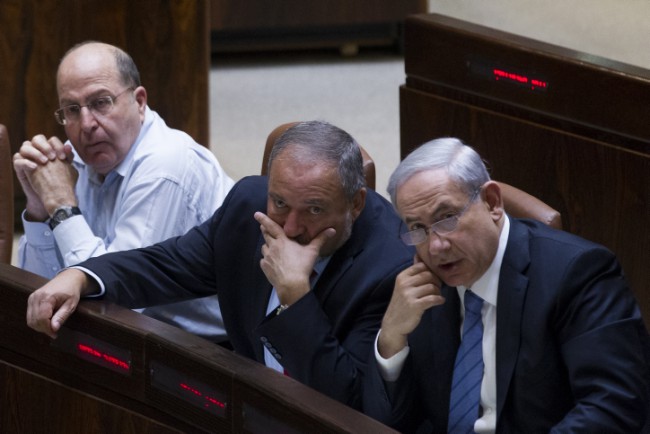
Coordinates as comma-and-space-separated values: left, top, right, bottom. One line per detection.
0, 264, 397, 434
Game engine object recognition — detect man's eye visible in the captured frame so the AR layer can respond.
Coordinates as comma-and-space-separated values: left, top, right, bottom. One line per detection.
308, 206, 323, 215
65, 105, 81, 115
274, 199, 286, 208
435, 213, 456, 223
92, 97, 112, 110
408, 223, 424, 231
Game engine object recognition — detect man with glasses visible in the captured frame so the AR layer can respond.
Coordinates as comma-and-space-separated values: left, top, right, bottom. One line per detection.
13, 41, 234, 343
363, 138, 649, 432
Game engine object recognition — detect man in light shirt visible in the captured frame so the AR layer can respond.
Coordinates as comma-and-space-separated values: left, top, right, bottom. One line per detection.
363, 138, 649, 433
13, 41, 234, 343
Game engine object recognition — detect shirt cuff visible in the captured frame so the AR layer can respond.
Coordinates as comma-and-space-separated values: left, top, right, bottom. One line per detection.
21, 210, 55, 246
375, 329, 410, 382
68, 266, 105, 298
52, 214, 92, 255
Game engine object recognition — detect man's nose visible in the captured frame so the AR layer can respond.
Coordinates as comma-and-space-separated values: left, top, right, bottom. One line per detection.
427, 231, 450, 255
282, 210, 305, 239
79, 106, 99, 131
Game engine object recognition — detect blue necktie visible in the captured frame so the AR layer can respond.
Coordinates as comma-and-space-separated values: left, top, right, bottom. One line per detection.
448, 290, 484, 434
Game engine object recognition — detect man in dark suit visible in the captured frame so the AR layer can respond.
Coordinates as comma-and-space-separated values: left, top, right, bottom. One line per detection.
363, 137, 650, 432
25, 120, 413, 410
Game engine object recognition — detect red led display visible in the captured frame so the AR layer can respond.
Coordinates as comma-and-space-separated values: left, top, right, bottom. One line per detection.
150, 361, 228, 418
180, 382, 227, 410
467, 56, 549, 93
51, 327, 132, 375
77, 343, 130, 372
493, 68, 548, 91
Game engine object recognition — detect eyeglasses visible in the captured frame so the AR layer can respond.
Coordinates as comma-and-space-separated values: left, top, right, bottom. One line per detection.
54, 88, 134, 125
400, 189, 481, 246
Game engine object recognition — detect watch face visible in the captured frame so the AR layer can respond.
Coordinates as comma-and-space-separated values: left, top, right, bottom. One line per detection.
53, 209, 69, 221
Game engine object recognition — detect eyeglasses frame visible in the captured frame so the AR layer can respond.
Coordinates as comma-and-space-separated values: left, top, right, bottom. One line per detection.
54, 87, 134, 126
400, 187, 482, 246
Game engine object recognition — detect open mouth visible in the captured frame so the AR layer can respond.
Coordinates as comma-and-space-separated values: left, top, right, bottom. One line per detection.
437, 260, 459, 273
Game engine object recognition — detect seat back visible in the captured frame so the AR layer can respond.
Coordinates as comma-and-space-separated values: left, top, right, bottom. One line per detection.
497, 181, 562, 230
261, 122, 376, 190
0, 124, 14, 264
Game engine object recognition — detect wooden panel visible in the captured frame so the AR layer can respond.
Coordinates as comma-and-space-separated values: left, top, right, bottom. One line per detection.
0, 125, 13, 264
211, 0, 427, 29
0, 264, 399, 433
209, 0, 427, 52
400, 14, 650, 329
0, 0, 210, 224
0, 364, 182, 434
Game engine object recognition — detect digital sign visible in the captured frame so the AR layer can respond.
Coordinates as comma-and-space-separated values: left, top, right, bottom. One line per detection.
51, 327, 132, 375
467, 56, 549, 93
150, 361, 228, 418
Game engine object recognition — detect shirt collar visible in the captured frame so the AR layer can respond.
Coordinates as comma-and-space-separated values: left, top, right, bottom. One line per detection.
458, 214, 510, 307
71, 105, 152, 184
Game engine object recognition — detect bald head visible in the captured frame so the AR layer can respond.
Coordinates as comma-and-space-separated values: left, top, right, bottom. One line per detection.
57, 42, 140, 96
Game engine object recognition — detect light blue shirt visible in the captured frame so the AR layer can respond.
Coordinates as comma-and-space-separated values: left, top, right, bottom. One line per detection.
19, 106, 234, 342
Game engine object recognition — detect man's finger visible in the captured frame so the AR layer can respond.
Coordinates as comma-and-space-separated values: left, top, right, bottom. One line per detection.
310, 227, 336, 250
47, 136, 68, 160
29, 135, 57, 161
254, 211, 284, 238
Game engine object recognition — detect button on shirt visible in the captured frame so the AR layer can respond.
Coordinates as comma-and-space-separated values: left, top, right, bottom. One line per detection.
18, 106, 235, 342
376, 216, 511, 434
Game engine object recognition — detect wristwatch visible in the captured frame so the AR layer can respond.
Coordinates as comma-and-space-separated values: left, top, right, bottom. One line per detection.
49, 206, 82, 230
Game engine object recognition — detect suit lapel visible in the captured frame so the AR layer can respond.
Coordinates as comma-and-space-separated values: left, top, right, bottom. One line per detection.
495, 218, 531, 420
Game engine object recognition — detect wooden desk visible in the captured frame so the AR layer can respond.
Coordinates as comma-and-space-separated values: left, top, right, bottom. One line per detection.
0, 264, 397, 433
400, 14, 650, 328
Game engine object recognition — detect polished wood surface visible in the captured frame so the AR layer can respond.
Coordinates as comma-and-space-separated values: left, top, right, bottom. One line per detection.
0, 0, 210, 225
400, 14, 650, 328
0, 125, 13, 264
210, 0, 427, 52
0, 264, 398, 433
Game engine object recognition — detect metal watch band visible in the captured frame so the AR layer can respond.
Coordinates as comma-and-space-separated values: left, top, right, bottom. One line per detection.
48, 206, 81, 230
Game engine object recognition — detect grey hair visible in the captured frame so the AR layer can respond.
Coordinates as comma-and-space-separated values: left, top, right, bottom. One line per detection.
268, 120, 365, 200
60, 41, 141, 88
387, 137, 490, 205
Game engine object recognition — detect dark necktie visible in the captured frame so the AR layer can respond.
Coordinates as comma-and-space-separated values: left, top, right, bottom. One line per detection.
448, 290, 484, 434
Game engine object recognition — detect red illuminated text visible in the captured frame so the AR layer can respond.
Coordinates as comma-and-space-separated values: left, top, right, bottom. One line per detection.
180, 383, 226, 409
78, 343, 130, 372
493, 68, 548, 90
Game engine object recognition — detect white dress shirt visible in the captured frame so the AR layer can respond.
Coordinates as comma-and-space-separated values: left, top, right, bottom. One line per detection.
376, 216, 511, 434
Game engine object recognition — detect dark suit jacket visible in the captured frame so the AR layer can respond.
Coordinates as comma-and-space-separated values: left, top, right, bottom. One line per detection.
363, 217, 650, 433
81, 176, 414, 409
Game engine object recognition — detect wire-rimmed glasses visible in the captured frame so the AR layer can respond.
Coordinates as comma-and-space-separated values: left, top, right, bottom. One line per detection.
54, 87, 134, 126
400, 189, 481, 246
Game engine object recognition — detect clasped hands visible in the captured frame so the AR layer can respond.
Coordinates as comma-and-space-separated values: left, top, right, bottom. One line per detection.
13, 134, 78, 221
254, 212, 335, 307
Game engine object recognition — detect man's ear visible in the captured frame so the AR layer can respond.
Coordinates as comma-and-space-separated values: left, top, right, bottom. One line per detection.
350, 187, 367, 220
134, 86, 147, 121
482, 181, 504, 220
